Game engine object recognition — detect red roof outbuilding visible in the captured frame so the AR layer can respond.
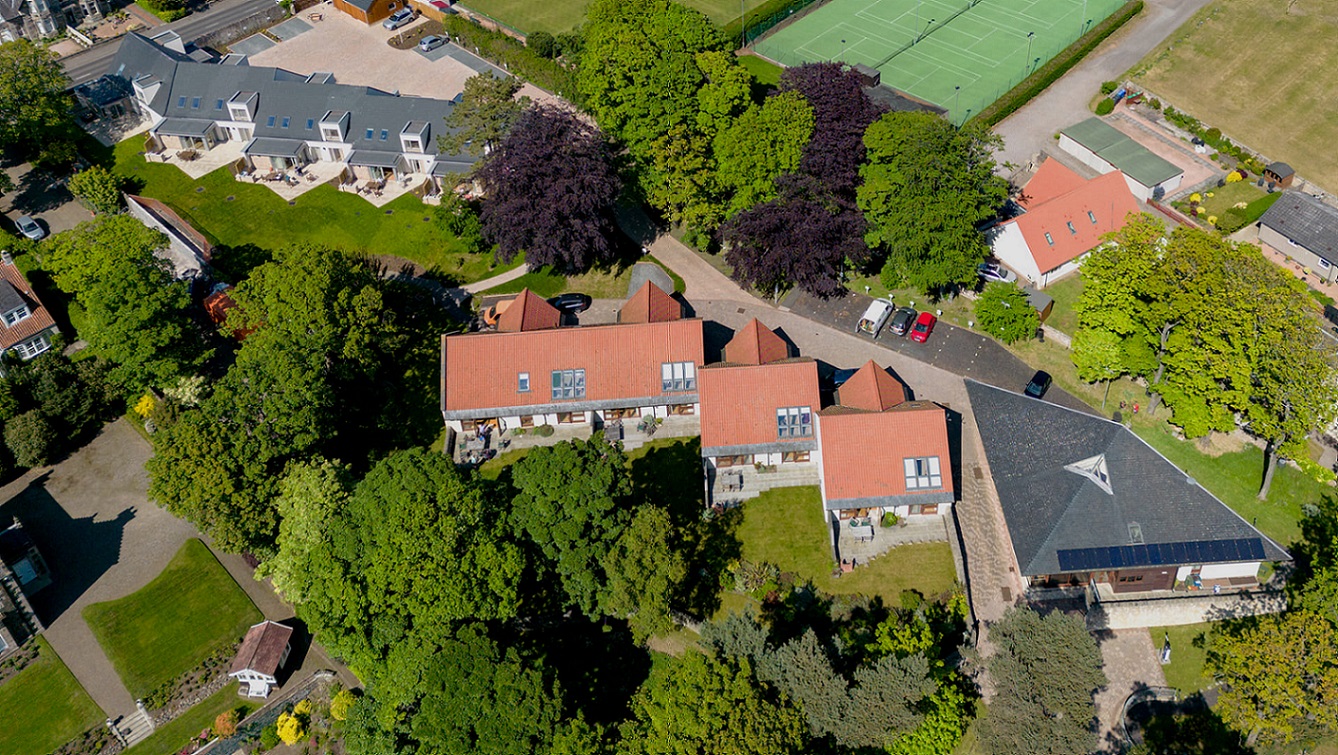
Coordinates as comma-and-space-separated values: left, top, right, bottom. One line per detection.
229, 620, 293, 677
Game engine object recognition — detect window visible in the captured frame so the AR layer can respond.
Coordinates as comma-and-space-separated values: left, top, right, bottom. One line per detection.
1044, 232, 1054, 245
661, 361, 696, 392
306, 119, 315, 130
1319, 257, 1332, 270
266, 116, 276, 127
776, 407, 812, 438
14, 335, 49, 360
551, 369, 586, 400
904, 456, 943, 490
1087, 210, 1097, 224
1066, 221, 1077, 235
177, 96, 187, 107
518, 372, 530, 393
366, 128, 375, 139
216, 99, 225, 110
380, 129, 389, 141
3, 306, 30, 326
191, 97, 201, 109
281, 117, 291, 129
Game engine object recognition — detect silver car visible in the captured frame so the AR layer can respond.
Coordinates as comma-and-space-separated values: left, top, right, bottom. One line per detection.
15, 215, 45, 241
419, 34, 445, 52
382, 8, 414, 29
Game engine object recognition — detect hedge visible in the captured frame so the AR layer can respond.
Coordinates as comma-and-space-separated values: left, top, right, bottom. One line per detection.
442, 15, 582, 105
970, 0, 1143, 128
1095, 98, 1114, 115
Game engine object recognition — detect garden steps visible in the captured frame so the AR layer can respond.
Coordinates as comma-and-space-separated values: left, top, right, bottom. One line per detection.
119, 708, 155, 747
710, 463, 820, 506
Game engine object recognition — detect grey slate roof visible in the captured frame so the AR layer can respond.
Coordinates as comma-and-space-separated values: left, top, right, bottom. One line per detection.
105, 32, 477, 168
1266, 161, 1294, 179
245, 137, 307, 157
965, 380, 1289, 576
0, 281, 26, 316
1258, 191, 1338, 264
156, 117, 217, 137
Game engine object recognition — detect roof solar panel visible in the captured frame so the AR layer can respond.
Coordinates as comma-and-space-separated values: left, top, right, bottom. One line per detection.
1057, 538, 1271, 572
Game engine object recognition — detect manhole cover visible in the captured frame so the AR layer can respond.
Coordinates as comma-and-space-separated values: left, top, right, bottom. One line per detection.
195, 186, 205, 193
385, 210, 393, 215
288, 200, 296, 206
224, 195, 235, 202
737, 308, 745, 314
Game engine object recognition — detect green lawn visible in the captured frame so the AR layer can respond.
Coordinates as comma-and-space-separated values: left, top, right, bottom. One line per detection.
1041, 274, 1083, 335
125, 683, 257, 755
458, 0, 773, 33
1148, 623, 1214, 695
111, 139, 513, 282
739, 486, 959, 604
83, 539, 263, 698
738, 54, 783, 86
482, 255, 683, 298
0, 637, 104, 755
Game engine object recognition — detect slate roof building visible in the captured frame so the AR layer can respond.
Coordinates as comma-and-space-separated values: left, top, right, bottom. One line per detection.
0, 518, 50, 660
988, 158, 1142, 288
0, 0, 104, 43
1257, 191, 1338, 284
1058, 118, 1184, 202
967, 380, 1288, 600
0, 257, 60, 369
229, 621, 294, 698
1262, 161, 1295, 189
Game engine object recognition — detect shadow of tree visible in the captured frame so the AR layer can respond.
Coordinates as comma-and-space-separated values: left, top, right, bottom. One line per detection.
1127, 693, 1253, 755
505, 616, 652, 726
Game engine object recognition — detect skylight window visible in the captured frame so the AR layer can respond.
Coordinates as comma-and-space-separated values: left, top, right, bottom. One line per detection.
266, 116, 277, 127
1044, 232, 1054, 245
1088, 210, 1097, 224
366, 128, 374, 139
191, 97, 201, 109
281, 117, 291, 128
216, 99, 225, 110
177, 96, 187, 107
380, 129, 389, 141
306, 119, 315, 130
1066, 221, 1077, 235
1065, 453, 1113, 495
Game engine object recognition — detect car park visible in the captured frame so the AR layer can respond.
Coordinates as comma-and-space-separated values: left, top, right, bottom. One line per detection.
856, 299, 894, 337
888, 306, 917, 336
1024, 370, 1052, 398
547, 293, 593, 314
909, 311, 937, 343
977, 262, 1017, 284
418, 34, 445, 52
15, 216, 45, 241
382, 8, 415, 29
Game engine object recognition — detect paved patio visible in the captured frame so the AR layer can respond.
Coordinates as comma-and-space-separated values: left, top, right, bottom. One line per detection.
835, 516, 950, 565
147, 139, 245, 179
231, 32, 277, 56
1093, 628, 1167, 752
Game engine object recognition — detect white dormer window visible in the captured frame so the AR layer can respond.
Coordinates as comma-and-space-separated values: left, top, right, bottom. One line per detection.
1065, 453, 1113, 495
228, 104, 250, 121
401, 135, 423, 153
14, 334, 49, 360
904, 456, 943, 490
3, 305, 30, 326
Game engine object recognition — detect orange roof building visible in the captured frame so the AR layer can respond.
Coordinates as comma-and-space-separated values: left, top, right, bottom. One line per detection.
817, 362, 954, 514
989, 158, 1142, 288
619, 281, 682, 324
724, 318, 790, 365
496, 289, 561, 333
0, 260, 60, 368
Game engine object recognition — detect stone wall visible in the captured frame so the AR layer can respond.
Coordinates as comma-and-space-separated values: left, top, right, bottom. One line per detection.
1087, 589, 1287, 630
190, 4, 288, 52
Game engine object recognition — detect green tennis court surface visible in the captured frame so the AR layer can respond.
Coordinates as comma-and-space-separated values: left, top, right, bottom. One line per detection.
755, 0, 1125, 122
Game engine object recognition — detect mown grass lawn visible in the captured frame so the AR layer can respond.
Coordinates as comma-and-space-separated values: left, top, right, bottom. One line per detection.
738, 54, 783, 86
110, 139, 514, 282
125, 683, 257, 755
1041, 274, 1083, 335
739, 486, 958, 605
1149, 623, 1214, 695
0, 637, 104, 755
83, 539, 263, 698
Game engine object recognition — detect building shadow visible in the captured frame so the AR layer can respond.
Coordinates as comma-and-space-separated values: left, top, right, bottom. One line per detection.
273, 616, 313, 688
702, 321, 734, 364
0, 473, 133, 625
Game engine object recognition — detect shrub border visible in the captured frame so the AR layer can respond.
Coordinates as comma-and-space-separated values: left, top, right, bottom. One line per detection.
970, 0, 1143, 128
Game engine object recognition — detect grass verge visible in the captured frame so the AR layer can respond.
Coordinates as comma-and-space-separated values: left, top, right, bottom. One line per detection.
124, 683, 257, 755
1148, 623, 1214, 695
738, 53, 783, 86
83, 539, 263, 698
481, 254, 683, 298
0, 637, 104, 755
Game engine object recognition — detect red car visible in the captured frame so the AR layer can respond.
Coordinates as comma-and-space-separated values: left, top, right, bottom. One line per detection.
909, 311, 937, 343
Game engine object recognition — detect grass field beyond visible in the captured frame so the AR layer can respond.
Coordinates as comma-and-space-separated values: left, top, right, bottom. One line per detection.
755, 0, 1126, 122
83, 539, 263, 698
1131, 0, 1338, 194
0, 638, 104, 755
111, 140, 514, 282
458, 0, 774, 33
740, 486, 958, 603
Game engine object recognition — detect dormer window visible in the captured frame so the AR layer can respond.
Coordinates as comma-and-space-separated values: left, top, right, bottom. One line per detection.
3, 305, 30, 326
904, 456, 943, 489
1065, 453, 1113, 495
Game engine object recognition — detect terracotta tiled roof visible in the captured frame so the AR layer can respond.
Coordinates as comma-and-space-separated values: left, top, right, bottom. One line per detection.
699, 359, 820, 451
0, 263, 58, 351
1018, 159, 1088, 209
441, 319, 704, 418
1011, 169, 1140, 274
818, 402, 953, 504
497, 289, 561, 333
620, 281, 682, 324
229, 620, 293, 676
724, 319, 789, 365
836, 361, 906, 412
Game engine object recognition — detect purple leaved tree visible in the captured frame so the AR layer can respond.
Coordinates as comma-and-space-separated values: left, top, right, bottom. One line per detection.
722, 174, 867, 300
476, 106, 623, 273
779, 62, 887, 196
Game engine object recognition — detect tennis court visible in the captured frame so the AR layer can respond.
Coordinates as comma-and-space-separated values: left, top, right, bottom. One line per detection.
754, 0, 1125, 123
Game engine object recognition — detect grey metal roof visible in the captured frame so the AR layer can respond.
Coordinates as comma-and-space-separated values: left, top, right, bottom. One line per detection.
0, 281, 26, 316
156, 117, 217, 137
347, 150, 403, 168
824, 490, 953, 512
432, 160, 473, 177
1258, 191, 1338, 263
104, 32, 477, 169
245, 137, 307, 157
702, 439, 817, 457
965, 380, 1290, 576
75, 74, 133, 108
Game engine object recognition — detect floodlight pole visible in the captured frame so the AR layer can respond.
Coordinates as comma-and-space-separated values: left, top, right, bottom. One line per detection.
953, 85, 961, 118
916, 0, 921, 38
741, 0, 746, 47
1025, 31, 1035, 71
1081, 0, 1087, 34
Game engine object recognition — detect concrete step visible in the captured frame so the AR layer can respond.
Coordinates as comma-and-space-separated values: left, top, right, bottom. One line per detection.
119, 709, 155, 747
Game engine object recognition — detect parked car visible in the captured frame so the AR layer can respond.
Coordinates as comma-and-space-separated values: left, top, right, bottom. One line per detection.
827, 368, 859, 391
977, 261, 1017, 284
909, 311, 937, 343
856, 299, 894, 337
15, 215, 44, 241
1024, 370, 1053, 399
547, 293, 592, 314
382, 8, 415, 29
888, 306, 917, 336
418, 34, 445, 52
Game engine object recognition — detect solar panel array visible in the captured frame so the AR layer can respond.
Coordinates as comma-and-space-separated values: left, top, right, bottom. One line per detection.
1056, 538, 1266, 572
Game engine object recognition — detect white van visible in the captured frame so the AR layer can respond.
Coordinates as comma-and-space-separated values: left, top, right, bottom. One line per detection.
856, 299, 894, 338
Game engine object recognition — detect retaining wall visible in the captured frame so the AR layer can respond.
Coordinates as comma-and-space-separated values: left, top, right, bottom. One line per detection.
1087, 588, 1286, 630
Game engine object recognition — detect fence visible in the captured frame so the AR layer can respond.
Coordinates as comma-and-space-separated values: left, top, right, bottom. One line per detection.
726, 0, 830, 48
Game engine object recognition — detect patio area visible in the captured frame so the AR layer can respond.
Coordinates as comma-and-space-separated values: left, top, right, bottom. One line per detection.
707, 460, 820, 509
454, 414, 701, 464
834, 515, 950, 569
237, 160, 347, 201
336, 172, 430, 208
146, 140, 245, 180
86, 113, 151, 148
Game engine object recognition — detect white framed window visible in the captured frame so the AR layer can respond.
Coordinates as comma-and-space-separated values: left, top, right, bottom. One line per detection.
551, 369, 585, 400
904, 456, 943, 490
661, 361, 696, 392
1319, 258, 1332, 270
3, 306, 30, 326
518, 372, 530, 393
14, 335, 49, 360
776, 406, 812, 438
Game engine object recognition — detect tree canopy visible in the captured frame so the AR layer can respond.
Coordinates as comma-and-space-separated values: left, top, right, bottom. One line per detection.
0, 40, 74, 159
440, 72, 530, 155
67, 166, 125, 215
974, 282, 1038, 344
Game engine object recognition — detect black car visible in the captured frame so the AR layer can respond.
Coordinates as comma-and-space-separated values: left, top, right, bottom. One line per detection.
547, 293, 593, 314
888, 306, 918, 336
1024, 370, 1052, 399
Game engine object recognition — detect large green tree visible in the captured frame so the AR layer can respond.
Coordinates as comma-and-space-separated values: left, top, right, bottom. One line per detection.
974, 282, 1038, 344
260, 457, 352, 604
439, 72, 530, 156
859, 112, 1008, 296
600, 505, 686, 641
713, 91, 813, 218
0, 40, 73, 159
980, 606, 1106, 755
44, 214, 203, 390
67, 166, 124, 215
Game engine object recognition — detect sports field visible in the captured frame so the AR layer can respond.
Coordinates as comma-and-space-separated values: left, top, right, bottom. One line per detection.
1131, 0, 1338, 194
755, 0, 1125, 122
